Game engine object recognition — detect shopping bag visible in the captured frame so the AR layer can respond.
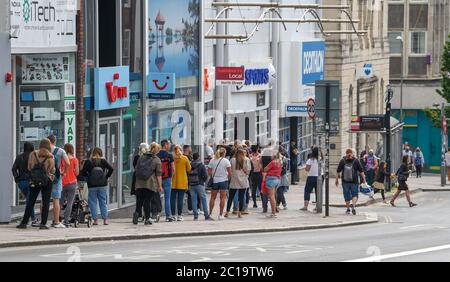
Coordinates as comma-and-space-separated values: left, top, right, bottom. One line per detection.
261, 173, 268, 195
359, 183, 374, 197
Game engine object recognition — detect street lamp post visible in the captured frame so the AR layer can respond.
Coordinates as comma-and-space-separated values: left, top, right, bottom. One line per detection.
396, 36, 404, 123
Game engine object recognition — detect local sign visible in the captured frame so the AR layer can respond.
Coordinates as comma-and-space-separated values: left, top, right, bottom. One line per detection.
215, 66, 245, 86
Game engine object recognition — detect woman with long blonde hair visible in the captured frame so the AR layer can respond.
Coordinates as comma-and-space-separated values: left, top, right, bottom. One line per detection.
208, 147, 232, 220
171, 145, 191, 221
226, 149, 250, 218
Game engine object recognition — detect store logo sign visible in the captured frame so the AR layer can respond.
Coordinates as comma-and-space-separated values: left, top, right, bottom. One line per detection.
244, 68, 269, 86
105, 73, 128, 103
23, 0, 57, 23
147, 73, 176, 99
302, 41, 326, 85
94, 66, 130, 111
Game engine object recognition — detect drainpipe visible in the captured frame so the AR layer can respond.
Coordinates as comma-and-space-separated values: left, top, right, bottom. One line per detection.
76, 0, 86, 160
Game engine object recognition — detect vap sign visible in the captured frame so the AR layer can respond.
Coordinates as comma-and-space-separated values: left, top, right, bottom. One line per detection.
64, 83, 76, 147
302, 41, 325, 85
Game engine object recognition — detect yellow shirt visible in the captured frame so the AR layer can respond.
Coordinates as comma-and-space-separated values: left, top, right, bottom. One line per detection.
172, 155, 191, 190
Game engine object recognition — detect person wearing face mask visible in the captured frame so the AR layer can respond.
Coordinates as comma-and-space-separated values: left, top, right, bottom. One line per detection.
364, 149, 378, 187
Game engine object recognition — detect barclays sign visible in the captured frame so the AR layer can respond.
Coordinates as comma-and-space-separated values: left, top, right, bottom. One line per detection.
302, 41, 325, 85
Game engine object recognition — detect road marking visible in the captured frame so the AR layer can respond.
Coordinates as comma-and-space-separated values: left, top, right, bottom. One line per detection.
400, 224, 427, 230
345, 244, 450, 262
191, 257, 212, 262
255, 247, 267, 253
285, 250, 313, 254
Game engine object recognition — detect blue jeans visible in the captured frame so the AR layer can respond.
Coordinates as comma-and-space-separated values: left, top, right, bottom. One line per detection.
189, 185, 209, 218
233, 188, 248, 210
162, 178, 172, 217
18, 180, 35, 221
342, 183, 359, 202
171, 189, 185, 216
88, 186, 109, 220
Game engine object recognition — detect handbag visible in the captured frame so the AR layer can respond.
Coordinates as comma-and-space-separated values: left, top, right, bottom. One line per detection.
207, 158, 223, 189
373, 181, 385, 190
261, 173, 268, 195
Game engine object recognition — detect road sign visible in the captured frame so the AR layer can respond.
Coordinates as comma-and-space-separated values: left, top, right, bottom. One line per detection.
307, 98, 316, 119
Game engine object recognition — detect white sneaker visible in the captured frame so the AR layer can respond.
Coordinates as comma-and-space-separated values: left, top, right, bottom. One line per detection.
53, 223, 66, 229
198, 211, 204, 215
177, 216, 184, 222
217, 215, 223, 221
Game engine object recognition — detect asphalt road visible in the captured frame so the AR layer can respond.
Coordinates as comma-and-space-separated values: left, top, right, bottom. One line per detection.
1, 192, 449, 262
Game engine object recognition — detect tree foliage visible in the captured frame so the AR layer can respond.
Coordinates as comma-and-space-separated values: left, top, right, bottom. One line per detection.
424, 34, 450, 128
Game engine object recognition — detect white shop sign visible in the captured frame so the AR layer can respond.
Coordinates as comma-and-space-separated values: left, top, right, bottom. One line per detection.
21, 54, 70, 83
10, 0, 77, 53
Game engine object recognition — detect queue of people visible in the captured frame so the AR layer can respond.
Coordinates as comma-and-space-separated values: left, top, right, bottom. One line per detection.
12, 135, 420, 230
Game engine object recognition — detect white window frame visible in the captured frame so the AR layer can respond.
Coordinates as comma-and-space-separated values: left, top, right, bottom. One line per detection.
409, 31, 427, 56
122, 28, 131, 66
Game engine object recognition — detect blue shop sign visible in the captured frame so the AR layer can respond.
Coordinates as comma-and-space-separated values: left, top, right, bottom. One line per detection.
286, 105, 308, 113
148, 72, 176, 99
94, 66, 130, 111
302, 41, 325, 85
245, 68, 269, 86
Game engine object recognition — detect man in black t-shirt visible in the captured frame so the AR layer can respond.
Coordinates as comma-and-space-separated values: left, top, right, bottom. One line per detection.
336, 149, 367, 215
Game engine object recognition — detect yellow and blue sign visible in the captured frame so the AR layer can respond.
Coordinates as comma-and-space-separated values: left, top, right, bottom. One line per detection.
302, 41, 325, 85
148, 72, 176, 99
94, 66, 130, 111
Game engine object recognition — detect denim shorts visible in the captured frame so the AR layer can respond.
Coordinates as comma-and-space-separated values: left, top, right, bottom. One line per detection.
265, 176, 280, 189
342, 183, 359, 202
51, 181, 63, 199
212, 181, 229, 191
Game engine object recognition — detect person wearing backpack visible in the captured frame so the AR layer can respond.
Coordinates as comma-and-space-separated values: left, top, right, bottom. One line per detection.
335, 149, 367, 215
226, 149, 251, 218
364, 149, 379, 187
81, 147, 114, 225
47, 135, 70, 229
12, 142, 39, 227
133, 142, 163, 225
390, 156, 417, 207
60, 144, 80, 226
414, 147, 424, 178
188, 153, 213, 221
157, 139, 175, 222
17, 139, 55, 229
171, 145, 192, 221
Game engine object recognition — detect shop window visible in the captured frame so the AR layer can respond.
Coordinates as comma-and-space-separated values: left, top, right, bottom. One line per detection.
388, 4, 404, 29
409, 4, 428, 29
410, 31, 427, 54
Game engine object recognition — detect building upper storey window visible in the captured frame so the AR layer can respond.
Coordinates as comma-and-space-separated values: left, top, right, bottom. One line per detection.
410, 31, 427, 54
388, 31, 403, 54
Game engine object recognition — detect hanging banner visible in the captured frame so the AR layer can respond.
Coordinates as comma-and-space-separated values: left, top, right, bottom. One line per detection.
10, 0, 77, 53
21, 54, 70, 83
64, 82, 76, 147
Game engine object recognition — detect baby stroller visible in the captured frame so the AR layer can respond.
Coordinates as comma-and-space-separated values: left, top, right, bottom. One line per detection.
64, 182, 93, 228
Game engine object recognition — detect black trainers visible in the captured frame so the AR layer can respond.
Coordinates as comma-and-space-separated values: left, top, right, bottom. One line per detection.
346, 209, 351, 215
16, 223, 27, 229
39, 224, 50, 230
352, 208, 356, 215
132, 212, 139, 225
144, 220, 152, 225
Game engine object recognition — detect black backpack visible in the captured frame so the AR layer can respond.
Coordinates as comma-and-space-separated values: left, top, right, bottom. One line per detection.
88, 160, 106, 186
188, 163, 201, 186
52, 148, 62, 184
29, 152, 50, 188
135, 154, 154, 181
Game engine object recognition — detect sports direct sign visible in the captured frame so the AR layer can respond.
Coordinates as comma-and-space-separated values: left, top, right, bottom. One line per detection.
215, 66, 245, 86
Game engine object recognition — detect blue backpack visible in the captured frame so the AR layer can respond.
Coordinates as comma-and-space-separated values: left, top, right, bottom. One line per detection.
414, 156, 422, 166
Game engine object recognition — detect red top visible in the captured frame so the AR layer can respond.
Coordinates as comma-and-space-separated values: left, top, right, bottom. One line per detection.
62, 157, 79, 186
265, 160, 282, 178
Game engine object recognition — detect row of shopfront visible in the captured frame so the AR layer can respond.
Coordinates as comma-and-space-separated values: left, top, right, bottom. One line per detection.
5, 0, 326, 218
